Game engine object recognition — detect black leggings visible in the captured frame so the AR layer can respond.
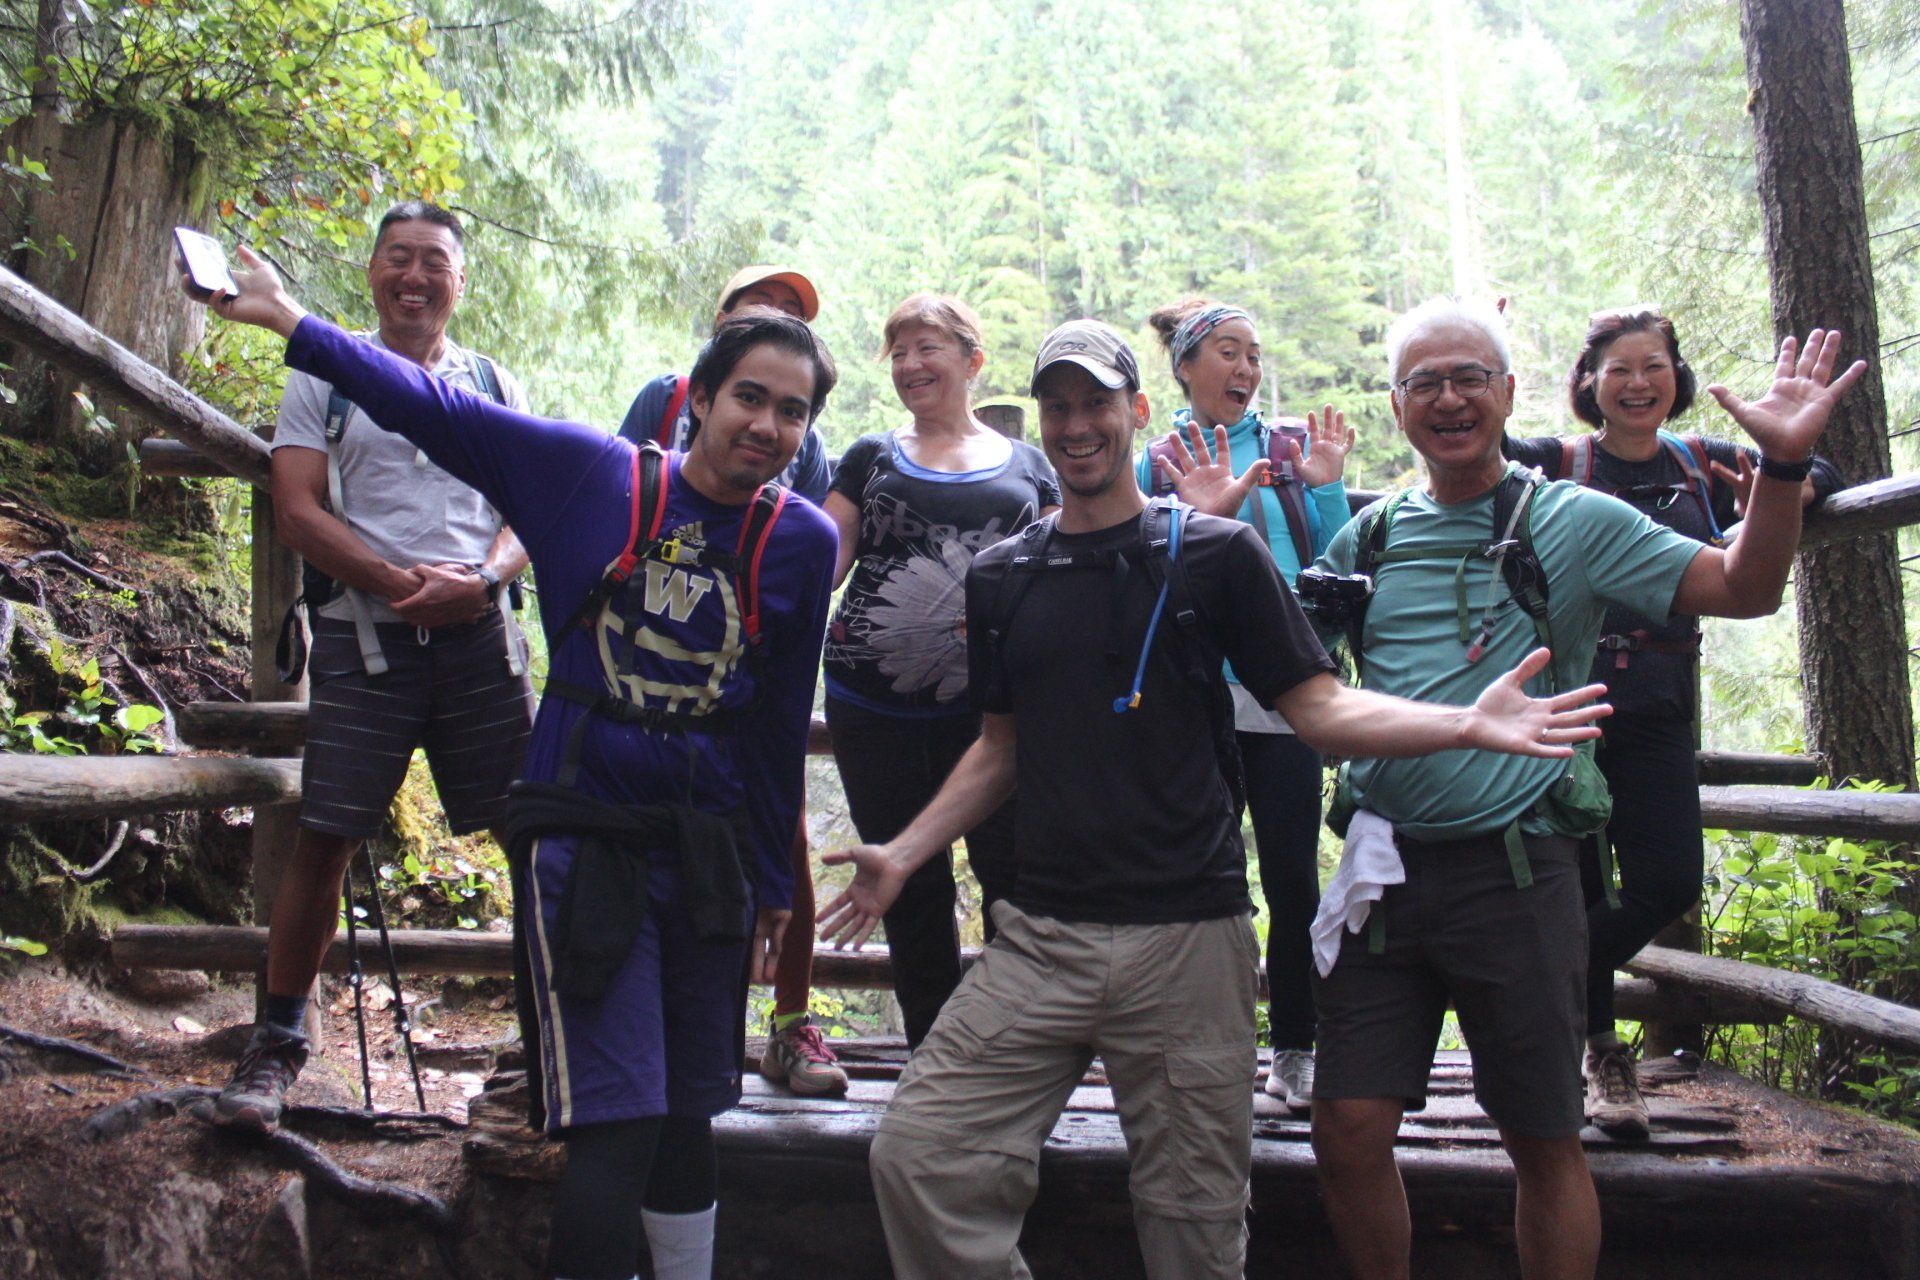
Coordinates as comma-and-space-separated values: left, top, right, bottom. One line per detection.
825, 695, 1016, 1049
1239, 731, 1323, 1051
547, 1116, 717, 1279
1582, 711, 1705, 1034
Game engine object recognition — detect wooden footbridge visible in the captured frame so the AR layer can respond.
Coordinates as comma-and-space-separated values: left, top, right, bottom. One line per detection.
6, 267, 1920, 1277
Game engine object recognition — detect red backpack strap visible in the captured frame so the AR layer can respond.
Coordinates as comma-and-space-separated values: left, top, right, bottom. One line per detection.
1558, 435, 1594, 487
660, 375, 691, 446
733, 482, 791, 649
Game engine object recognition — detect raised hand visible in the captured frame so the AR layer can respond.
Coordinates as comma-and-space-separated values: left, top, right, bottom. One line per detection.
1708, 453, 1757, 519
182, 244, 308, 338
817, 844, 911, 950
1155, 421, 1269, 518
1296, 403, 1355, 489
1706, 330, 1867, 465
1463, 648, 1611, 757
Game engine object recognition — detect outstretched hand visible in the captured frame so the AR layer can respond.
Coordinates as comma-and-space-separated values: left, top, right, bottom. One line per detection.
1154, 421, 1268, 518
1463, 648, 1611, 757
1706, 329, 1867, 465
816, 844, 910, 951
179, 243, 308, 338
1295, 403, 1355, 489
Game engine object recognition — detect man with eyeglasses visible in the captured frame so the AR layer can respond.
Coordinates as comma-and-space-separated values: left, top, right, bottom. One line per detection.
1305, 296, 1865, 1280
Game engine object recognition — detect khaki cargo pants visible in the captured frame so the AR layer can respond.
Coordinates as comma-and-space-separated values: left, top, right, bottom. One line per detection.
870, 901, 1259, 1280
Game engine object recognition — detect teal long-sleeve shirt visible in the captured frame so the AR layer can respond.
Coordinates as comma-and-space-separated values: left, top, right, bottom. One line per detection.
1136, 410, 1349, 687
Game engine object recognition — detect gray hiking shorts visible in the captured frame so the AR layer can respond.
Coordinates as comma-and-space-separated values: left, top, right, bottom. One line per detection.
301, 613, 533, 839
1312, 830, 1586, 1137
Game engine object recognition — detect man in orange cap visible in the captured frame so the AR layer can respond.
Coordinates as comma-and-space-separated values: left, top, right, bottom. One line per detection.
617, 264, 846, 1099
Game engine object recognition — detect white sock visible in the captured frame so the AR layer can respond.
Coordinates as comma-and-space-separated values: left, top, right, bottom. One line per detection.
642, 1204, 716, 1280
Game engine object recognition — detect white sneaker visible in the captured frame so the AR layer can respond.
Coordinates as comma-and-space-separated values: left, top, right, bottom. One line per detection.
1264, 1049, 1314, 1115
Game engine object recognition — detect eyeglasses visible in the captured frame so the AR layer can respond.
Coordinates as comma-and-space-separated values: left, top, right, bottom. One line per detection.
1394, 367, 1504, 404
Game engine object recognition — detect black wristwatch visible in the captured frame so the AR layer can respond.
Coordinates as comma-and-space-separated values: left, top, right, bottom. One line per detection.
472, 565, 502, 591
1758, 454, 1814, 483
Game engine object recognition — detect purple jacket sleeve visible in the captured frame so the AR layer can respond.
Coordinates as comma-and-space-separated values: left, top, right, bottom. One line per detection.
285, 316, 617, 561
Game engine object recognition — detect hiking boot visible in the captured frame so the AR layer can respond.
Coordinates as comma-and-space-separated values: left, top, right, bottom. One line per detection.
759, 1016, 849, 1098
1585, 1046, 1651, 1141
215, 1024, 310, 1130
1264, 1048, 1315, 1115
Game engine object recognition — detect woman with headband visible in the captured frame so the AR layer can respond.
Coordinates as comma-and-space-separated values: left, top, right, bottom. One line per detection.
822, 292, 1060, 1049
1139, 298, 1354, 1114
1504, 305, 1842, 1141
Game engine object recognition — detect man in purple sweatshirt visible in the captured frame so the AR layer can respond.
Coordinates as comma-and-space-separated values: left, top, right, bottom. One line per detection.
192, 242, 838, 1280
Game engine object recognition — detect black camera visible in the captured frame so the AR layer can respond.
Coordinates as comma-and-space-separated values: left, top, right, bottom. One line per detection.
1294, 567, 1374, 625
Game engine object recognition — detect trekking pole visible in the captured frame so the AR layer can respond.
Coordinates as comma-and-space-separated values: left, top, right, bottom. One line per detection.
342, 860, 375, 1111
361, 845, 427, 1111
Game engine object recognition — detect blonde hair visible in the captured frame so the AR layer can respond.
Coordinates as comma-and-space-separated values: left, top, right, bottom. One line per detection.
879, 292, 985, 359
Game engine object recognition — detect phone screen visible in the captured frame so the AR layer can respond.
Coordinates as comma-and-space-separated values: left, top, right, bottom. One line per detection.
174, 227, 237, 301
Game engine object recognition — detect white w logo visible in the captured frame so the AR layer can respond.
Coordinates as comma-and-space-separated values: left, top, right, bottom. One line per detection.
643, 562, 716, 623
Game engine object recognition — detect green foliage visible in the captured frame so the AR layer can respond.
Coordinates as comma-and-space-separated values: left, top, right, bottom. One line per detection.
0, 934, 48, 956
0, 638, 167, 757
1701, 791, 1920, 1123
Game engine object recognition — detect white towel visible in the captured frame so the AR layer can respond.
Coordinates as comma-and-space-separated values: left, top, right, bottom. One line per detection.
1310, 809, 1405, 977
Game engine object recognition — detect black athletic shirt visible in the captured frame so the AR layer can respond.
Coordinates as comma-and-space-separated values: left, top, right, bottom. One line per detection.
1505, 433, 1842, 718
825, 433, 1059, 716
965, 508, 1334, 924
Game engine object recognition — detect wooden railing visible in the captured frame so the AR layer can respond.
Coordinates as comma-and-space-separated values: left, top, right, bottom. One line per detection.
1, 264, 1918, 1059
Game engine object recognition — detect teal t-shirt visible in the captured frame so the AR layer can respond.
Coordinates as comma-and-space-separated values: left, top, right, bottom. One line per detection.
1316, 466, 1705, 839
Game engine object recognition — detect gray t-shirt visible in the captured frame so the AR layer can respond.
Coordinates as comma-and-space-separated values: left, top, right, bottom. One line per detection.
271, 330, 528, 621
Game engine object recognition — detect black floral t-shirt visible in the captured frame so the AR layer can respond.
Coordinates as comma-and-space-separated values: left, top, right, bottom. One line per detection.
825, 432, 1059, 716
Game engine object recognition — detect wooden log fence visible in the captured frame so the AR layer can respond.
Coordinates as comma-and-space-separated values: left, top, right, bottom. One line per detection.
1627, 945, 1920, 1056
1698, 785, 1920, 841
0, 266, 272, 487
108, 924, 1777, 1027
0, 756, 300, 822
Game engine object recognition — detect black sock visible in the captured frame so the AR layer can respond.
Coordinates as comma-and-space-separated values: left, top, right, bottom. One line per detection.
263, 994, 308, 1036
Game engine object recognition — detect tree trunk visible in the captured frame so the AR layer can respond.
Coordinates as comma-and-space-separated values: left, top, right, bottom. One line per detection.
1, 99, 213, 472
1740, 0, 1914, 793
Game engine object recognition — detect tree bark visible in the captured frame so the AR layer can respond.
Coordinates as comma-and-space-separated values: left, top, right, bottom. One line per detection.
1, 57, 213, 472
1740, 0, 1914, 790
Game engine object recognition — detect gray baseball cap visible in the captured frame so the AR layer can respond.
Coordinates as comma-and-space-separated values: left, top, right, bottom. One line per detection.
1029, 319, 1141, 395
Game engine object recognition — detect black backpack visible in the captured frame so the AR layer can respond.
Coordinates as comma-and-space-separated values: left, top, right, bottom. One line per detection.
980, 498, 1246, 815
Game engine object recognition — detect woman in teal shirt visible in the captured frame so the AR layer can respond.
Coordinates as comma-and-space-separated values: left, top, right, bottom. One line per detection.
1138, 298, 1354, 1113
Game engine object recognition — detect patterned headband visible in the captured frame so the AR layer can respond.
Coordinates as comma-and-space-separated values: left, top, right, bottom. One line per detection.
1170, 305, 1253, 373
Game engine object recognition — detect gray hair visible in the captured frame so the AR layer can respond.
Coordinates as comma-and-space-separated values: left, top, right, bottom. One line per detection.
1384, 296, 1511, 382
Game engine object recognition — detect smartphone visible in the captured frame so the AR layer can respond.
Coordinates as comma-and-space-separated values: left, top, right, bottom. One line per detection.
1145, 434, 1181, 494
174, 227, 237, 301
1266, 419, 1309, 485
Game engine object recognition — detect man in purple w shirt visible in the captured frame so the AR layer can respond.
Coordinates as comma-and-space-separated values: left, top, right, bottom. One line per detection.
192, 243, 838, 1280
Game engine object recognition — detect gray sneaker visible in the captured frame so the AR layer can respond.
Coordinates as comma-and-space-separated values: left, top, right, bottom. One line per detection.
1264, 1049, 1315, 1115
1585, 1046, 1651, 1141
215, 1024, 310, 1130
759, 1015, 849, 1098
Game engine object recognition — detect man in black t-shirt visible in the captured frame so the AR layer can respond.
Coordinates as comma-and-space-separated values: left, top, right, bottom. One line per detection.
819, 320, 1611, 1280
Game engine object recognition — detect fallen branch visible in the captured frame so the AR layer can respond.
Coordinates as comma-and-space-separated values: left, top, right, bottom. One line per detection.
253, 1124, 459, 1232
0, 1023, 146, 1077
281, 1105, 466, 1143
109, 642, 176, 747
10, 549, 137, 596
36, 819, 130, 881
80, 1084, 216, 1142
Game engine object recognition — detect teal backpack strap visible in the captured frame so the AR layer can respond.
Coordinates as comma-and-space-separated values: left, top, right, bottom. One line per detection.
1368, 905, 1387, 956
470, 353, 504, 404
1501, 818, 1535, 890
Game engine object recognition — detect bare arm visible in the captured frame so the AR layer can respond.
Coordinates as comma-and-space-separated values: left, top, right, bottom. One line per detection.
823, 489, 862, 590
271, 446, 420, 603
1276, 649, 1610, 760
1672, 329, 1867, 619
817, 712, 1018, 948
